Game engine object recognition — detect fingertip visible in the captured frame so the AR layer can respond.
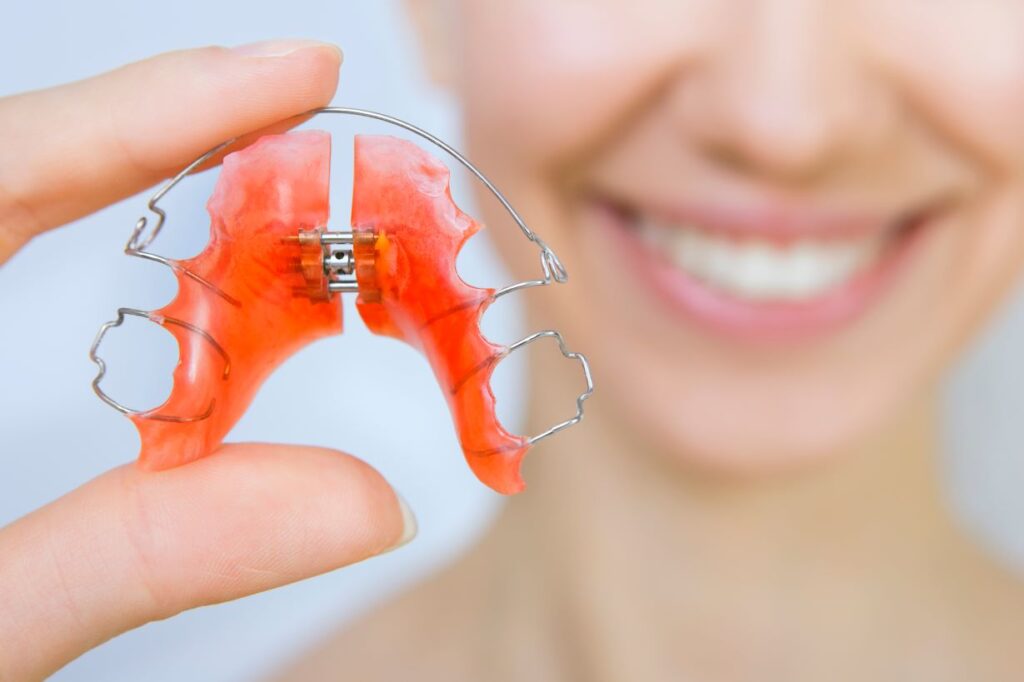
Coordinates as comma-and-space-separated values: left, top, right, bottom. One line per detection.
230, 39, 343, 64
134, 443, 413, 596
106, 40, 345, 174
222, 39, 343, 106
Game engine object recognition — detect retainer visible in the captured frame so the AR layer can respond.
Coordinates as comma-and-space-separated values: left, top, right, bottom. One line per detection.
90, 108, 593, 494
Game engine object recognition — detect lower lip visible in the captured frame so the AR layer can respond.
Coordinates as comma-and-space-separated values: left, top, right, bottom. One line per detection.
594, 205, 930, 343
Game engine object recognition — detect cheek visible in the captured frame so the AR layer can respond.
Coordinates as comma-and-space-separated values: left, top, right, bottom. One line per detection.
456, 1, 704, 162
865, 1, 1024, 168
948, 187, 1024, 351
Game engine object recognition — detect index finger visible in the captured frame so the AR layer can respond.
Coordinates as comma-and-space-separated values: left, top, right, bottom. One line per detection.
0, 39, 343, 263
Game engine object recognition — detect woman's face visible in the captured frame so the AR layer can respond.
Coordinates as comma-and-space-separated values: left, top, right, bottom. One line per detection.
423, 1, 1024, 471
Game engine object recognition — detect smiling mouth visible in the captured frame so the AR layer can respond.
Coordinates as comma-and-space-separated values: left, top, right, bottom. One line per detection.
590, 195, 937, 340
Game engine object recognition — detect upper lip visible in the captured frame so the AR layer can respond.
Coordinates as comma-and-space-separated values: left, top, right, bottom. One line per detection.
592, 190, 938, 246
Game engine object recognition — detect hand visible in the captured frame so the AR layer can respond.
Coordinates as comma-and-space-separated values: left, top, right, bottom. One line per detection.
0, 41, 416, 681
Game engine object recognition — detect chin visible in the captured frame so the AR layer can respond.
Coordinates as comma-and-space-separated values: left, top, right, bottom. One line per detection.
652, 392, 897, 477
598, 347, 913, 478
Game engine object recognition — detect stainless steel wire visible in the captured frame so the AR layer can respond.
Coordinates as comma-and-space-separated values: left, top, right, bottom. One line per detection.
90, 106, 593, 445
89, 308, 230, 422
506, 330, 594, 445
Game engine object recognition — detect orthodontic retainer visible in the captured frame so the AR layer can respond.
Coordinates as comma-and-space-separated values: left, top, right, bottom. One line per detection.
89, 108, 593, 495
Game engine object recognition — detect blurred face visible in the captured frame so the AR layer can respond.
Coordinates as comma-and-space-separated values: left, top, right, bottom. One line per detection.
423, 1, 1024, 472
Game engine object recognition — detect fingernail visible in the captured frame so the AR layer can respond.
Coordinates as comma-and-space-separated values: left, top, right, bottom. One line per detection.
232, 39, 343, 60
384, 493, 418, 553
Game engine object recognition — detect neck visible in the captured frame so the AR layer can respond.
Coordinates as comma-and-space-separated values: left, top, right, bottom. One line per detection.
481, 356, 988, 681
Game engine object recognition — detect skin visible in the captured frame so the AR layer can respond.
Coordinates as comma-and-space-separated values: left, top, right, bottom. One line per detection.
0, 42, 415, 681
282, 2, 1024, 681
6, 3, 1024, 678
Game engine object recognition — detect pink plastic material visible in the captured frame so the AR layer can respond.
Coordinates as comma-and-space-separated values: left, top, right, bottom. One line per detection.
133, 131, 342, 469
352, 135, 530, 495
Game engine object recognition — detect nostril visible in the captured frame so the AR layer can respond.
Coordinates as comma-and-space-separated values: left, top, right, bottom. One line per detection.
704, 141, 755, 176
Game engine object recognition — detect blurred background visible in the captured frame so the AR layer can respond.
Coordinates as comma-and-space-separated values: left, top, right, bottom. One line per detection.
1, 2, 1022, 681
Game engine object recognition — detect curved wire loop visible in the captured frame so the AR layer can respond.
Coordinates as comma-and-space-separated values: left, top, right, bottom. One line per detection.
90, 107, 591, 445
90, 308, 230, 423
503, 330, 594, 445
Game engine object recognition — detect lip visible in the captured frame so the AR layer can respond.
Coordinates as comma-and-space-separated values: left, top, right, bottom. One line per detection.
588, 197, 936, 342
626, 199, 898, 245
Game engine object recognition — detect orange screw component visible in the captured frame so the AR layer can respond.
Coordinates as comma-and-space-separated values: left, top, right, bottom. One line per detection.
132, 131, 342, 469
352, 135, 530, 494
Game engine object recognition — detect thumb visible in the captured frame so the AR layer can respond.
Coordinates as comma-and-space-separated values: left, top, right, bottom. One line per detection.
0, 443, 416, 681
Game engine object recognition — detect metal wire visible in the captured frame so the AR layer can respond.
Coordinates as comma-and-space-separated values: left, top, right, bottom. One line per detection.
89, 308, 230, 422
90, 106, 593, 446
506, 330, 594, 445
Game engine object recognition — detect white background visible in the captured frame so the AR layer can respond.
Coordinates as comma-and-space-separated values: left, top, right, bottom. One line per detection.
1, 2, 1022, 681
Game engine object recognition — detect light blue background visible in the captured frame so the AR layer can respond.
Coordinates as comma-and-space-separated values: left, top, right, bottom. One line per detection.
1, 2, 1022, 681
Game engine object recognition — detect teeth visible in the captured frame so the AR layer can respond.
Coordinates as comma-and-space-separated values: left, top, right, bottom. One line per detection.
639, 218, 880, 301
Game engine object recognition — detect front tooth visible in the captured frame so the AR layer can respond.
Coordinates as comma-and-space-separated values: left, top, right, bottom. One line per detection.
700, 240, 727, 289
734, 244, 782, 298
782, 245, 821, 298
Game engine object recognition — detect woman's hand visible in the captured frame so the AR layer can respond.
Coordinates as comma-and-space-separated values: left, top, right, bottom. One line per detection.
0, 42, 416, 681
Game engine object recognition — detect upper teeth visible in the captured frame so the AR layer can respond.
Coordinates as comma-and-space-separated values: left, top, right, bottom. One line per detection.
640, 219, 882, 301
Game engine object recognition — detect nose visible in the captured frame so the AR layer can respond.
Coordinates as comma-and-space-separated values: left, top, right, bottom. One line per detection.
673, 1, 879, 183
